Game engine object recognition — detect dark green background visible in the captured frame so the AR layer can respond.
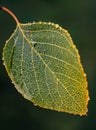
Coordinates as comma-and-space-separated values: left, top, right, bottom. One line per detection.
0, 0, 96, 129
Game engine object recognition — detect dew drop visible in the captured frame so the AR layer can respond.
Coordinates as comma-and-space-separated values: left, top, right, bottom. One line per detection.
32, 92, 34, 95
84, 73, 86, 77
6, 40, 8, 43
33, 43, 37, 47
48, 22, 51, 25
43, 49, 46, 54
55, 24, 59, 28
3, 62, 5, 66
34, 103, 37, 106
39, 21, 42, 24
30, 39, 37, 47
72, 45, 76, 49
2, 57, 4, 61
88, 97, 90, 101
20, 72, 22, 76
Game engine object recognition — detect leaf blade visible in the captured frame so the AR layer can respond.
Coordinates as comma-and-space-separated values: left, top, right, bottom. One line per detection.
3, 22, 89, 115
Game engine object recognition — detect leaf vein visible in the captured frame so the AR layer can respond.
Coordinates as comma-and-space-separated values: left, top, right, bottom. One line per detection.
22, 29, 72, 47
31, 46, 44, 102
40, 53, 81, 76
32, 41, 76, 58
17, 24, 85, 112
32, 48, 84, 112
44, 67, 58, 107
20, 37, 32, 93
55, 72, 82, 86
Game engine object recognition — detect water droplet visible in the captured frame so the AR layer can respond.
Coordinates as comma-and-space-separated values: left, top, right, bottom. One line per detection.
39, 21, 42, 24
34, 43, 37, 47
84, 73, 86, 77
43, 49, 46, 54
55, 24, 59, 28
88, 97, 90, 101
30, 39, 37, 47
2, 57, 4, 61
32, 93, 34, 95
48, 22, 51, 25
3, 62, 5, 66
72, 45, 76, 49
34, 103, 37, 106
6, 40, 8, 43
20, 72, 22, 76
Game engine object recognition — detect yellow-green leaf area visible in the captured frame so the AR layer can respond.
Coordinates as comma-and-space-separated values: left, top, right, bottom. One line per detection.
3, 22, 89, 115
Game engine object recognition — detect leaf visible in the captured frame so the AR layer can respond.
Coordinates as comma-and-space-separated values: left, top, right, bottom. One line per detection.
2, 22, 89, 115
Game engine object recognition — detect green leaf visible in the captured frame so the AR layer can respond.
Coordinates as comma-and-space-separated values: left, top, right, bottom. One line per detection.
2, 22, 89, 115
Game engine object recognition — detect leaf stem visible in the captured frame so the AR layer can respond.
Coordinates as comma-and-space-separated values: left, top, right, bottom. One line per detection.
0, 5, 19, 25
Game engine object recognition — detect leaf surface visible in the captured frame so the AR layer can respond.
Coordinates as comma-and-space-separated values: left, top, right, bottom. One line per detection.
3, 22, 89, 115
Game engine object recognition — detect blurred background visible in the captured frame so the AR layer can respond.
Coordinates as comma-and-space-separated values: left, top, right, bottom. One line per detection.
0, 0, 96, 129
